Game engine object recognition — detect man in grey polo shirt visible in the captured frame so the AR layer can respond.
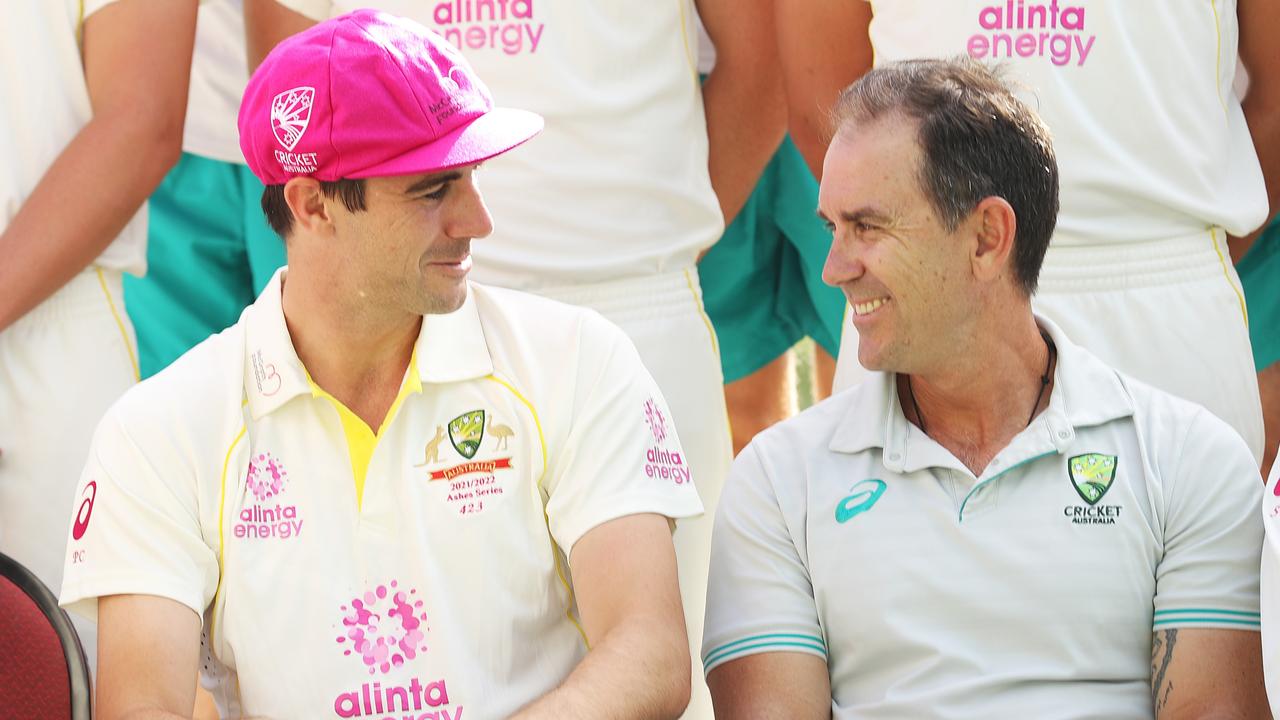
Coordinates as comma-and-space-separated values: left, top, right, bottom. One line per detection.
701, 58, 1268, 718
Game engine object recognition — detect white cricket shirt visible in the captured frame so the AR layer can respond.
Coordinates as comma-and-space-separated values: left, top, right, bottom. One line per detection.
0, 0, 146, 274
273, 0, 724, 289
61, 270, 703, 719
704, 318, 1262, 719
864, 0, 1268, 245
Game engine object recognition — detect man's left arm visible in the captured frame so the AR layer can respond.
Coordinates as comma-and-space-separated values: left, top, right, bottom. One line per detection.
511, 513, 690, 719
1230, 0, 1280, 263
697, 0, 786, 229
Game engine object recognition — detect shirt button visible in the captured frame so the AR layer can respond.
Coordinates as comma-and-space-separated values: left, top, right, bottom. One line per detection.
1058, 430, 1070, 440
888, 452, 901, 461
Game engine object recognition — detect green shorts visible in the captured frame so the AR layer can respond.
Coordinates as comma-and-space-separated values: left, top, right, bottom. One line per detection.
124, 152, 285, 378
1240, 218, 1280, 370
698, 136, 845, 383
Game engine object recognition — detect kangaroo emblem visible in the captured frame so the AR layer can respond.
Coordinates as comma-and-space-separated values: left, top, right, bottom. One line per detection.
491, 423, 514, 451
414, 426, 446, 467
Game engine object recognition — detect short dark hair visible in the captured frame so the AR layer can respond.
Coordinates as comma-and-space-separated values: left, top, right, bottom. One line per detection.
832, 58, 1059, 295
260, 178, 369, 238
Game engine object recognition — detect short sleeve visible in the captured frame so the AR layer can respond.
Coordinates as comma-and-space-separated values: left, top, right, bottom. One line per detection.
270, 0, 332, 22
701, 443, 826, 675
541, 316, 704, 554
1153, 409, 1263, 631
1261, 453, 1280, 718
59, 410, 219, 623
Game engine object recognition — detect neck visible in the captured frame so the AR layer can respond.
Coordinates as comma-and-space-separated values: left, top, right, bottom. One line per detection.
281, 268, 420, 427
900, 309, 1052, 473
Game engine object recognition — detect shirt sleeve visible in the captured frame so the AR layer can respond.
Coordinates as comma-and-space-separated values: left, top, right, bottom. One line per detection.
1152, 408, 1262, 632
701, 443, 826, 675
1261, 454, 1280, 718
541, 314, 704, 554
270, 0, 332, 22
59, 408, 219, 623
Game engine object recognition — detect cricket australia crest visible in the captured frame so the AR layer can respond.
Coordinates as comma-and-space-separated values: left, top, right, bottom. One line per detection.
448, 410, 486, 459
1068, 453, 1117, 505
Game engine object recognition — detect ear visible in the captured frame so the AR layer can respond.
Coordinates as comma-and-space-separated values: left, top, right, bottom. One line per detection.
967, 196, 1017, 284
282, 177, 333, 237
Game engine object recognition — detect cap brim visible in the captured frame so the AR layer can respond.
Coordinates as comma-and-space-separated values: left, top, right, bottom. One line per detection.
350, 108, 544, 179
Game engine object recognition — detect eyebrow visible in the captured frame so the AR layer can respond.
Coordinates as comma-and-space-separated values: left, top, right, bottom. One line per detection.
815, 207, 894, 226
405, 171, 463, 194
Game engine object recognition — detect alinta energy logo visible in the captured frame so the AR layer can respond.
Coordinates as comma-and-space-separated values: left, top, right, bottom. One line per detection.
270, 86, 319, 174
234, 452, 303, 540
966, 1, 1097, 67
1063, 453, 1122, 525
643, 397, 689, 486
432, 0, 545, 56
333, 581, 463, 719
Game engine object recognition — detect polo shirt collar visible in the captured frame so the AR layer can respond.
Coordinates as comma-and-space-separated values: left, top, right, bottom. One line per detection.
244, 271, 494, 419
828, 313, 1135, 471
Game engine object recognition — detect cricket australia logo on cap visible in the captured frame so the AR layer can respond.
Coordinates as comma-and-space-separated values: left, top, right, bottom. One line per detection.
270, 86, 319, 174
271, 86, 314, 150
1063, 453, 1122, 525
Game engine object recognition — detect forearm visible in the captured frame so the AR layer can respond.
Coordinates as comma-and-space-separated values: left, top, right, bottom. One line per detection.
0, 111, 182, 331
1233, 93, 1280, 262
511, 618, 690, 720
702, 63, 786, 227
776, 0, 874, 181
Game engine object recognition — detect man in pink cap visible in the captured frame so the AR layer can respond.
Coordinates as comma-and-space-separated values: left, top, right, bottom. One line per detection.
58, 10, 702, 719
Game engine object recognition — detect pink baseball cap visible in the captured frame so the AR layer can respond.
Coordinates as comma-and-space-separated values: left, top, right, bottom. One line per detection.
238, 9, 543, 185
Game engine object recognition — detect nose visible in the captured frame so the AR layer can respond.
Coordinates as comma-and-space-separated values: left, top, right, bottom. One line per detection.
446, 173, 494, 240
821, 232, 866, 288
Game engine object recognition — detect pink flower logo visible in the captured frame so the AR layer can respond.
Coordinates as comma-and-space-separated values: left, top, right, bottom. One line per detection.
246, 453, 287, 502
336, 581, 429, 675
644, 398, 668, 445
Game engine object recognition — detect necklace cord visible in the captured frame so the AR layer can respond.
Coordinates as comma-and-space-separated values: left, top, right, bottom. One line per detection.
907, 333, 1056, 435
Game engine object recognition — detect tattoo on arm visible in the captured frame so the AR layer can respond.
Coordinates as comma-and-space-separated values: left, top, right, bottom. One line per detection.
1150, 629, 1177, 715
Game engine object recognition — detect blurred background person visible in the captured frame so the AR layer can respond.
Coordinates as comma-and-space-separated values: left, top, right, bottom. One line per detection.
694, 17, 843, 455
0, 0, 196, 672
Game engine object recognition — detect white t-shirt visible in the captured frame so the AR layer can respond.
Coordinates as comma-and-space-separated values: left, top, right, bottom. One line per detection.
183, 0, 252, 164
865, 0, 1267, 245
275, 0, 724, 289
1260, 452, 1280, 718
0, 0, 146, 274
60, 271, 704, 719
704, 318, 1262, 719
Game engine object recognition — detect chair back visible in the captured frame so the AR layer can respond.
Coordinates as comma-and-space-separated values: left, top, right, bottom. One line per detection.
0, 552, 91, 720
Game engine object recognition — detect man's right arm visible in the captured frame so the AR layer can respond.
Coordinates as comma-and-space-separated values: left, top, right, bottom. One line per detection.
96, 595, 203, 720
775, 0, 873, 179
244, 0, 321, 71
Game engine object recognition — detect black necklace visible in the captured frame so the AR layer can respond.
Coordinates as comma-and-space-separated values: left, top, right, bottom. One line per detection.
907, 334, 1056, 435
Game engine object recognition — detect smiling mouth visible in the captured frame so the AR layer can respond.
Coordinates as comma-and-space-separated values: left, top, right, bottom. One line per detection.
852, 297, 890, 316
